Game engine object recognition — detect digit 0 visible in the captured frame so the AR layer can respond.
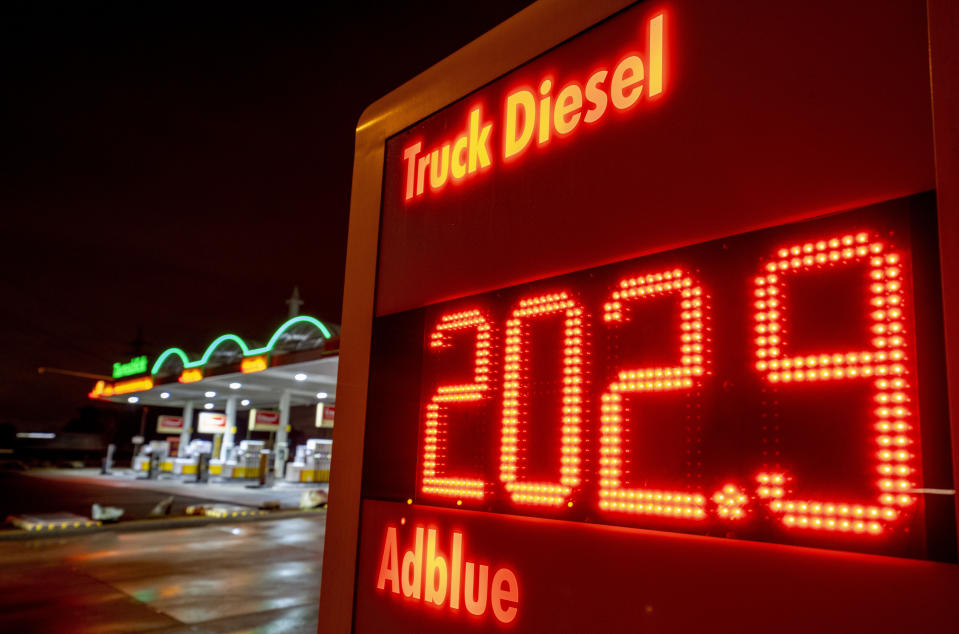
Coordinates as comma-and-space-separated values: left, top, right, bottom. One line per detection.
753, 233, 915, 535
420, 310, 493, 500
500, 292, 585, 506
598, 269, 709, 519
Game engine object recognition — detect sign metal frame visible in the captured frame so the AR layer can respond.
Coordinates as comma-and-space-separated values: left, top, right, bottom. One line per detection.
319, 0, 959, 631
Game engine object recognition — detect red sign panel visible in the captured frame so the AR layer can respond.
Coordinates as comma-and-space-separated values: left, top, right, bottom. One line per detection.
374, 2, 934, 319
354, 499, 959, 633
364, 197, 953, 562
340, 0, 957, 631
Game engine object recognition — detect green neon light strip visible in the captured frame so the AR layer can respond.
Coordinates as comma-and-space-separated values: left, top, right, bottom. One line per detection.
252, 316, 332, 353
150, 348, 190, 375
149, 316, 333, 376
196, 334, 250, 366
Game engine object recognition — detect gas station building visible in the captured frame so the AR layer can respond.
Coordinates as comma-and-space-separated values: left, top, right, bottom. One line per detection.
88, 314, 338, 483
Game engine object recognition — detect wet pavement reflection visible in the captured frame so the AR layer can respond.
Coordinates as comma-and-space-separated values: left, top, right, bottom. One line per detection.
0, 515, 324, 633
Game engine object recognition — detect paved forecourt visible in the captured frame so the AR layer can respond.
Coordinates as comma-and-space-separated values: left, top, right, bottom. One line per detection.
0, 515, 325, 634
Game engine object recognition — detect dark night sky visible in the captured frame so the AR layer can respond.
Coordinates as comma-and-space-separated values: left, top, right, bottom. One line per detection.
1, 1, 534, 429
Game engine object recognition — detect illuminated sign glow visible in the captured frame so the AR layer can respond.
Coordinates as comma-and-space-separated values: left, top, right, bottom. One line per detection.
249, 409, 281, 431
241, 355, 268, 374
89, 376, 154, 399
422, 310, 492, 500
364, 198, 952, 561
178, 368, 204, 383
417, 228, 914, 535
157, 415, 185, 434
197, 411, 227, 434
402, 12, 665, 203
598, 270, 709, 519
112, 355, 148, 378
342, 1, 959, 632
89, 315, 334, 401
150, 315, 332, 376
376, 524, 518, 623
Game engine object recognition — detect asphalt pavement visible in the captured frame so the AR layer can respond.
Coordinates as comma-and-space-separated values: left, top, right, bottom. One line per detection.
1, 469, 327, 525
0, 515, 324, 633
0, 470, 224, 523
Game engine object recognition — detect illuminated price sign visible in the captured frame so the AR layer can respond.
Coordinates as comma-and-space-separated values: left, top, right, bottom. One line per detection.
325, 0, 959, 631
364, 197, 953, 561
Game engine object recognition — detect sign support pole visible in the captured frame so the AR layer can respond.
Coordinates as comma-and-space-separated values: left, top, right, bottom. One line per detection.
275, 389, 291, 477
180, 400, 194, 448
221, 397, 237, 460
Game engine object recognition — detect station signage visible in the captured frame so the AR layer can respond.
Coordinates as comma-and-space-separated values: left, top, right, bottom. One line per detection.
249, 409, 281, 431
89, 376, 154, 399
197, 411, 228, 434
112, 355, 148, 378
375, 524, 518, 624
327, 1, 959, 632
156, 415, 184, 434
402, 12, 664, 203
241, 355, 268, 373
315, 405, 335, 428
179, 368, 203, 383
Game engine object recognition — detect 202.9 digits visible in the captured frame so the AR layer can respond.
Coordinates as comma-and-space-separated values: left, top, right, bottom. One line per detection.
418, 230, 918, 537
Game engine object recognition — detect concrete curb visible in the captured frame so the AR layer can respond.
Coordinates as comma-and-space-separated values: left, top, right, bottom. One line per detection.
0, 507, 327, 541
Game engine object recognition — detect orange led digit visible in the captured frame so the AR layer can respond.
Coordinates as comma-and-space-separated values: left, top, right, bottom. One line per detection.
500, 292, 586, 507
598, 269, 709, 520
420, 310, 493, 500
713, 484, 749, 520
754, 233, 916, 535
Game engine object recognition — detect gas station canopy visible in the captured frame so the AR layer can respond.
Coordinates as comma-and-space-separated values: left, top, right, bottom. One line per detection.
89, 315, 338, 410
